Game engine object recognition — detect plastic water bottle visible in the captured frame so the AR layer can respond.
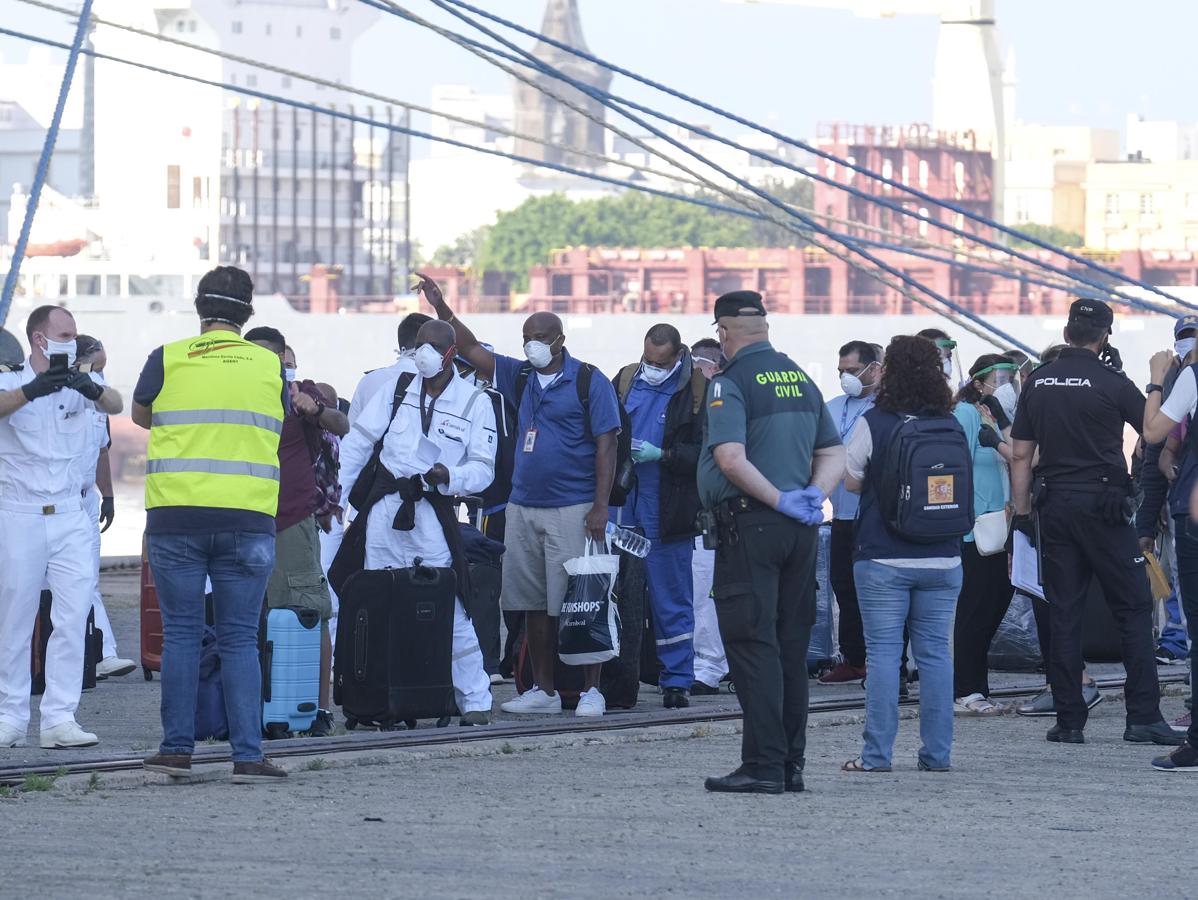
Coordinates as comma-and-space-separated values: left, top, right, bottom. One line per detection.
606, 522, 651, 558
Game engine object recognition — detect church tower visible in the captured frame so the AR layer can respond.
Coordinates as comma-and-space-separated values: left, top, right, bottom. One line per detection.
512, 0, 612, 170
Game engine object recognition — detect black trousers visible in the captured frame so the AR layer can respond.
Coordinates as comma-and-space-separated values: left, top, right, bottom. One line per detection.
713, 507, 816, 781
1169, 516, 1198, 746
829, 520, 865, 667
953, 540, 1013, 698
1039, 490, 1161, 730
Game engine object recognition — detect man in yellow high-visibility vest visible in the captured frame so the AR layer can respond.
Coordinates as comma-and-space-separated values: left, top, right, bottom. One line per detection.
131, 266, 289, 784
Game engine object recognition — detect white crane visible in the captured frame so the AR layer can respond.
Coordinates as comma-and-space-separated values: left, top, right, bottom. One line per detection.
724, 0, 1006, 220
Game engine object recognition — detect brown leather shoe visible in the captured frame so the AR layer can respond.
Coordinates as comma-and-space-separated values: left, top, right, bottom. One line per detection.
143, 753, 192, 777
232, 758, 288, 784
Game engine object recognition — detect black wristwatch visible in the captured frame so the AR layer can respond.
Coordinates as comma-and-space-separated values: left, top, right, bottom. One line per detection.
1146, 383, 1163, 395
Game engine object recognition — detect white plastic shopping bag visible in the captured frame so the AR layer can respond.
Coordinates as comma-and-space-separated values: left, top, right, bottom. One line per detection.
558, 539, 621, 665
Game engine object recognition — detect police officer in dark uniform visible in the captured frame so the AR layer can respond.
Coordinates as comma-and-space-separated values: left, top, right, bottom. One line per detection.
1009, 298, 1180, 746
698, 291, 846, 794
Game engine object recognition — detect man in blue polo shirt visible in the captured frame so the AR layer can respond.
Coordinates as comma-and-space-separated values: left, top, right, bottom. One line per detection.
418, 275, 621, 718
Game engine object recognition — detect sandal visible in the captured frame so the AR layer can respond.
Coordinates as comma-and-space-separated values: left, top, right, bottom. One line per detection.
954, 693, 1002, 716
841, 757, 891, 773
917, 758, 951, 773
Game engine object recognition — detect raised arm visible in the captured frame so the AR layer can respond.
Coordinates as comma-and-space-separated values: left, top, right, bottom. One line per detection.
416, 272, 495, 382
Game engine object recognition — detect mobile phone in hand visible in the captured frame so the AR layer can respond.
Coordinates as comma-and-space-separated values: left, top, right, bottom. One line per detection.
49, 353, 68, 373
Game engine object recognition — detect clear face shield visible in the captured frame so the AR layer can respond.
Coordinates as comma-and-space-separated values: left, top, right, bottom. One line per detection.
973, 362, 1021, 420
934, 338, 963, 386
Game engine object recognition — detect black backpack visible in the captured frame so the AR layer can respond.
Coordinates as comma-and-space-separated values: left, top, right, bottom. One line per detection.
877, 413, 974, 543
514, 362, 635, 507
479, 385, 516, 511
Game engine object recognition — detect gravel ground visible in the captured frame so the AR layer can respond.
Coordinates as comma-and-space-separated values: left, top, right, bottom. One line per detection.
3, 570, 1190, 899
0, 688, 1190, 900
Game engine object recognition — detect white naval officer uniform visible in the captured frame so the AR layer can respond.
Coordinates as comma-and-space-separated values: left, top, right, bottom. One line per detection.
0, 361, 102, 736
40, 371, 123, 661
80, 372, 121, 660
340, 369, 495, 714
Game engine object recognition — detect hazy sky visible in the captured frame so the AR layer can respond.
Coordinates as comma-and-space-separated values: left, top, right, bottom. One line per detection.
1, 0, 1191, 144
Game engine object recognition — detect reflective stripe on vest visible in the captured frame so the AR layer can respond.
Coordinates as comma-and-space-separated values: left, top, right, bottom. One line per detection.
145, 331, 284, 516
146, 458, 281, 480
150, 409, 284, 434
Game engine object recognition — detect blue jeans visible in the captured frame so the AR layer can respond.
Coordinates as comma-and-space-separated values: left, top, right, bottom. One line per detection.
148, 532, 274, 762
854, 560, 962, 770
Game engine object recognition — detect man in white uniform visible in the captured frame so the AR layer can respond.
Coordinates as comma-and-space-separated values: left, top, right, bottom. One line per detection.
72, 335, 136, 678
0, 306, 124, 749
339, 320, 494, 723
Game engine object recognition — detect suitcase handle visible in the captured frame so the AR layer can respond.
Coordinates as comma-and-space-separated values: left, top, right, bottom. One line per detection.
262, 640, 274, 702
409, 559, 439, 584
353, 609, 368, 682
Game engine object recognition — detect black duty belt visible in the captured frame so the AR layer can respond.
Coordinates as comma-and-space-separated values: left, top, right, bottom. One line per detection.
717, 495, 773, 522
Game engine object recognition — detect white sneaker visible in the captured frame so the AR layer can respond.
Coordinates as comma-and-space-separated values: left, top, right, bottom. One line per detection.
575, 688, 606, 718
500, 687, 562, 715
97, 656, 137, 678
489, 673, 505, 686
0, 722, 26, 748
40, 720, 99, 749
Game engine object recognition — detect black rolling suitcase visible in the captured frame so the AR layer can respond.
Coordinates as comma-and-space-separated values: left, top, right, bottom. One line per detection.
31, 590, 101, 695
601, 550, 646, 709
335, 562, 458, 729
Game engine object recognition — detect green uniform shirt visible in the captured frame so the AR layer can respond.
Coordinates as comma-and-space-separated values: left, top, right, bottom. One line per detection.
698, 341, 841, 509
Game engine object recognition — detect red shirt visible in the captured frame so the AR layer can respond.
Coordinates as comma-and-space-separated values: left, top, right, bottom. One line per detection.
275, 381, 323, 531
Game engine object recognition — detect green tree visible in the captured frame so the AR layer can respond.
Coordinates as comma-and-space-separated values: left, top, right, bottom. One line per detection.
428, 225, 491, 268
1008, 223, 1084, 249
476, 182, 814, 290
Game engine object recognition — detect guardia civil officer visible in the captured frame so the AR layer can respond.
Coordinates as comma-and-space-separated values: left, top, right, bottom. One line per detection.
1009, 298, 1179, 746
698, 291, 846, 794
0, 307, 124, 749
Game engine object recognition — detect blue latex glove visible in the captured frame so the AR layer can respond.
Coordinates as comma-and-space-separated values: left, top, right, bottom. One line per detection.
776, 486, 825, 525
796, 486, 826, 525
631, 442, 663, 463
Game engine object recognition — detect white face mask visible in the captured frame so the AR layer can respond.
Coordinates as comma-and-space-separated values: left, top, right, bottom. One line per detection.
284, 367, 297, 383
524, 339, 556, 370
840, 362, 876, 398
414, 343, 448, 379
994, 381, 1019, 421
941, 357, 954, 378
41, 336, 77, 367
640, 358, 679, 387
1175, 338, 1196, 360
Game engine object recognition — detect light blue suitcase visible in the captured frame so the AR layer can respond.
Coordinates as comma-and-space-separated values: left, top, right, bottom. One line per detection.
262, 607, 321, 737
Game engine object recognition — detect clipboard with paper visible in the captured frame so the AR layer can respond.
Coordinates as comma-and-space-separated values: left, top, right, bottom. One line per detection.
1010, 530, 1044, 601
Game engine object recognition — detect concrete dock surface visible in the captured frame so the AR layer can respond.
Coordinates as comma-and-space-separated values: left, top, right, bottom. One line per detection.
0, 570, 1190, 899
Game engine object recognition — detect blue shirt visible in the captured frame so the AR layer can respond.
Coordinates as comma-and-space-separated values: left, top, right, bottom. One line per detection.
618, 365, 678, 537
826, 392, 874, 520
494, 349, 621, 509
952, 401, 1008, 542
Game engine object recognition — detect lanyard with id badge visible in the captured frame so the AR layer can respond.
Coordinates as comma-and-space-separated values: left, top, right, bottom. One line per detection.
523, 372, 561, 454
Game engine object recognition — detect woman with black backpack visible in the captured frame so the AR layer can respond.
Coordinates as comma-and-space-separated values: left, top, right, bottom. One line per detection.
842, 336, 972, 773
